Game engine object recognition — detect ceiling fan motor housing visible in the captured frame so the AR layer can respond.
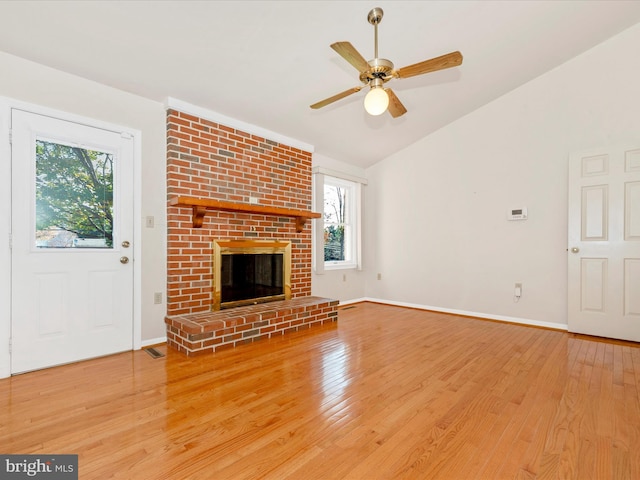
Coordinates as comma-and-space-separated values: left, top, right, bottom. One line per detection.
359, 58, 394, 85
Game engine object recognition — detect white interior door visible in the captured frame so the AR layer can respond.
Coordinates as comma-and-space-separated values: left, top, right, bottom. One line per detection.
11, 109, 134, 374
568, 145, 640, 342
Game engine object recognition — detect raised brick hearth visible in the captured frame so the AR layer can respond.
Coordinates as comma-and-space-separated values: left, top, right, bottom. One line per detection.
165, 296, 338, 356
165, 109, 337, 355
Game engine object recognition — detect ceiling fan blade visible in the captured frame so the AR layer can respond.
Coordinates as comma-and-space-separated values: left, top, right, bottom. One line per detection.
386, 89, 407, 118
395, 51, 463, 79
331, 41, 370, 73
310, 86, 364, 110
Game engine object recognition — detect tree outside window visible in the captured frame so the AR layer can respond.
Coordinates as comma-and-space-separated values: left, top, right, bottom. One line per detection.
35, 140, 114, 248
323, 176, 354, 264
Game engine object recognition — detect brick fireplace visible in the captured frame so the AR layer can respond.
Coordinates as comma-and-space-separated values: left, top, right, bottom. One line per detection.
165, 109, 337, 355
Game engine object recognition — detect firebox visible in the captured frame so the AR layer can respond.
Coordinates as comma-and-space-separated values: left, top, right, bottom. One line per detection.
212, 240, 292, 310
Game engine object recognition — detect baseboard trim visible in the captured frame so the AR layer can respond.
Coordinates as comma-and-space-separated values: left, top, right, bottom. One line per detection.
338, 298, 368, 307
140, 336, 167, 348
341, 297, 568, 331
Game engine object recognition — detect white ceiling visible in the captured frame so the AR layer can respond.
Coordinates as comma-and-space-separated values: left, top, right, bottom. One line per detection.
1, 1, 640, 168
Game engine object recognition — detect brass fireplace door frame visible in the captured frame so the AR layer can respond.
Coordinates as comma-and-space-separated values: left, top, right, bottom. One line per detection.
212, 239, 292, 310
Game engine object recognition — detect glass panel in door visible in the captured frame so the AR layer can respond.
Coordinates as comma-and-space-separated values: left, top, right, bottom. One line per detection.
35, 139, 114, 249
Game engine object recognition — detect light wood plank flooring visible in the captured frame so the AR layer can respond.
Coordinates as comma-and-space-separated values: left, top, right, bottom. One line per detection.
1, 302, 639, 479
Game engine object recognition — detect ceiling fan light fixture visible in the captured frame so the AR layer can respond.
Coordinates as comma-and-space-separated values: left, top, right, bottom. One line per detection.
364, 85, 389, 116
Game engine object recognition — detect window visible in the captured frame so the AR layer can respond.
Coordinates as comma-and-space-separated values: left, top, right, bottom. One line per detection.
314, 169, 365, 272
35, 139, 114, 249
323, 176, 356, 267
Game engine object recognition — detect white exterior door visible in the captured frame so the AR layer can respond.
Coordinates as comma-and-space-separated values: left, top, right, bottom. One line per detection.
11, 110, 134, 373
568, 145, 640, 342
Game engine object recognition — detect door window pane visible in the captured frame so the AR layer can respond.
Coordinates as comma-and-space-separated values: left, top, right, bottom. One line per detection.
35, 140, 114, 248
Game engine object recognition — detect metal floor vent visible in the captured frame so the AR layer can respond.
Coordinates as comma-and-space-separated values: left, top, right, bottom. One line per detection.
144, 347, 165, 359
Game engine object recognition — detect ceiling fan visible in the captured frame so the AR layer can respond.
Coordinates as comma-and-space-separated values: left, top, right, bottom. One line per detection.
310, 7, 463, 118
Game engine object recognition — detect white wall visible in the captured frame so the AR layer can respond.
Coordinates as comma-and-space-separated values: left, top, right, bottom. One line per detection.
311, 153, 367, 302
0, 52, 168, 347
364, 23, 640, 328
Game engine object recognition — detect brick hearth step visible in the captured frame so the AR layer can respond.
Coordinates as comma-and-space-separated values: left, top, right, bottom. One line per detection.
165, 296, 338, 356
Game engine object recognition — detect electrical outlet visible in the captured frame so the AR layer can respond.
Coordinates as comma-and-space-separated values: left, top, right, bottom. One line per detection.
153, 292, 162, 304
145, 216, 155, 228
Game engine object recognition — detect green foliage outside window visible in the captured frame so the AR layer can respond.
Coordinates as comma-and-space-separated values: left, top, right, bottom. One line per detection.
323, 182, 348, 262
35, 140, 114, 247
324, 225, 345, 261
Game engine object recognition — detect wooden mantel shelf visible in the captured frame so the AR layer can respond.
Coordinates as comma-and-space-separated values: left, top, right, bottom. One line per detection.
169, 196, 322, 232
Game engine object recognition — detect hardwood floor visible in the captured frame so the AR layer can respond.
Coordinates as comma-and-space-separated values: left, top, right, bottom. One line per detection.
1, 302, 639, 479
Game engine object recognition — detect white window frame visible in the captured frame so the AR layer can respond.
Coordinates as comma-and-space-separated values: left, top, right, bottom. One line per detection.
313, 167, 366, 274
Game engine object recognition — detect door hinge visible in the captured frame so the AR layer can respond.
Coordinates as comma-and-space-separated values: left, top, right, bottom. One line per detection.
8, 233, 12, 250
8, 338, 11, 354
8, 129, 12, 145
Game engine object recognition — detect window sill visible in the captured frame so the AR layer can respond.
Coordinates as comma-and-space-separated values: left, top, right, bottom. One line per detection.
323, 262, 358, 271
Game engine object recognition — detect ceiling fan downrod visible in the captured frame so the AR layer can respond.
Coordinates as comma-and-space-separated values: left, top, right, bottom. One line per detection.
367, 7, 384, 60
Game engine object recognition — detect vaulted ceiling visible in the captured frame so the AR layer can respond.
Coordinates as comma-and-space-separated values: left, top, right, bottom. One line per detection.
1, 1, 639, 167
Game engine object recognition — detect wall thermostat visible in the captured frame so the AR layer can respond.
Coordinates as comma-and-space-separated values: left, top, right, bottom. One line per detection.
507, 207, 528, 221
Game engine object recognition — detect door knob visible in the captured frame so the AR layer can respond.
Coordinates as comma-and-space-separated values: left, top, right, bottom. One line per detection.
571, 247, 580, 253
122, 240, 130, 248
120, 256, 129, 264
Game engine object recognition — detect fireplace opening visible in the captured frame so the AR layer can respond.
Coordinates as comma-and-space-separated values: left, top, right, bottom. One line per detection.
221, 253, 284, 305
213, 240, 292, 310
